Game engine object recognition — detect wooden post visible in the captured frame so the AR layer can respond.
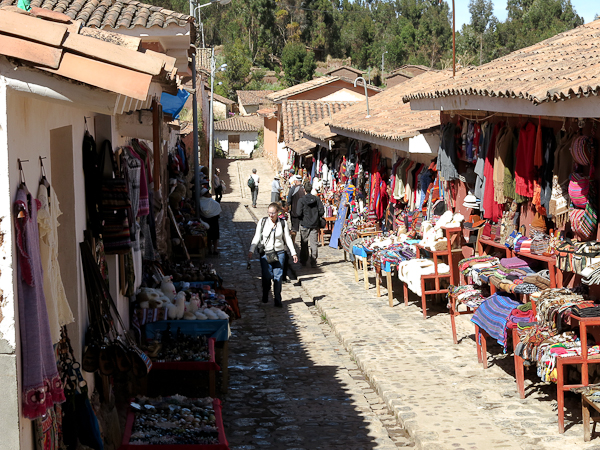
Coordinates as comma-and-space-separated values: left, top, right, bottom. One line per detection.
386, 271, 393, 308
353, 260, 359, 282
362, 257, 369, 290
152, 99, 162, 193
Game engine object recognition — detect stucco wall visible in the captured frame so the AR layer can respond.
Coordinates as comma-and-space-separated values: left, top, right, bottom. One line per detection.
287, 80, 380, 101
6, 89, 103, 449
214, 131, 258, 155
264, 117, 278, 167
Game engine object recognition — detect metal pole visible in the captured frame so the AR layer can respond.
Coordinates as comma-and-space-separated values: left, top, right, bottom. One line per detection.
192, 51, 200, 216
354, 76, 370, 118
208, 48, 215, 191
452, 0, 456, 77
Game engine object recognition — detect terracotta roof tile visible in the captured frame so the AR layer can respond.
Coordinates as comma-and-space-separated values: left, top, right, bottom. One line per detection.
301, 119, 336, 141
328, 71, 446, 141
324, 65, 364, 76
268, 76, 382, 103
214, 116, 260, 132
237, 90, 274, 106
208, 92, 236, 105
287, 138, 315, 155
2, 0, 192, 30
403, 20, 600, 105
0, 9, 173, 105
282, 100, 356, 143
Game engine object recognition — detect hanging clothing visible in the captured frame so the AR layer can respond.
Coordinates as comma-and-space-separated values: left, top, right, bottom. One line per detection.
482, 123, 504, 221
439, 123, 459, 181
515, 122, 537, 197
474, 122, 490, 205
493, 125, 513, 204
37, 184, 74, 344
15, 187, 65, 419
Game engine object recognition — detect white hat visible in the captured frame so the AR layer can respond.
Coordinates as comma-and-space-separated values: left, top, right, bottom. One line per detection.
200, 187, 209, 196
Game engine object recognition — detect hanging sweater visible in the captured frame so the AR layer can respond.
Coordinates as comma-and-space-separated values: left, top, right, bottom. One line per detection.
474, 122, 491, 207
439, 123, 459, 181
493, 125, 513, 204
482, 123, 504, 221
515, 122, 537, 197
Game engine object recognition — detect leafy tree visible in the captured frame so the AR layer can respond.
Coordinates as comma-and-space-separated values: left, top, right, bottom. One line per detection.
281, 41, 316, 85
223, 39, 252, 95
469, 0, 494, 64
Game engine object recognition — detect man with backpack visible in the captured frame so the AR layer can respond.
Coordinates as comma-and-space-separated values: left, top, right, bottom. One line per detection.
248, 168, 260, 208
286, 175, 305, 243
296, 188, 325, 267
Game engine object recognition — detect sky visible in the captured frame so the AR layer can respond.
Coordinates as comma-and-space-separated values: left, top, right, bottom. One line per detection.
454, 0, 598, 30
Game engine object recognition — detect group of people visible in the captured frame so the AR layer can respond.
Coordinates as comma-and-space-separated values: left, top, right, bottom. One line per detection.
248, 169, 325, 307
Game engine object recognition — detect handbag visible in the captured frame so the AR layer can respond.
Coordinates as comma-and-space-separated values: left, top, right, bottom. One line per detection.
58, 328, 104, 450
568, 172, 590, 209
99, 141, 133, 254
265, 250, 279, 264
320, 217, 326, 229
530, 231, 551, 255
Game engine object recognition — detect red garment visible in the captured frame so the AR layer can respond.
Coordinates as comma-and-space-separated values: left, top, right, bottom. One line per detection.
515, 122, 537, 197
472, 122, 481, 160
533, 118, 543, 168
482, 123, 504, 221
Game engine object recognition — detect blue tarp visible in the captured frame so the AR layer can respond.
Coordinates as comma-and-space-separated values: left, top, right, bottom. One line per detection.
161, 89, 190, 119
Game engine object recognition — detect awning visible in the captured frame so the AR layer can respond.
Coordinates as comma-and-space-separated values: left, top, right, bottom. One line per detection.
287, 138, 315, 155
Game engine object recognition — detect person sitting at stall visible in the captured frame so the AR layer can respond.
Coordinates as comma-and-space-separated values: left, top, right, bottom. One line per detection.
296, 189, 325, 267
248, 203, 298, 307
271, 175, 282, 204
199, 187, 222, 256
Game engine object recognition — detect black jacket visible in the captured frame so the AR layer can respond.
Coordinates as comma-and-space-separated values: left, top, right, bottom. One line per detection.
296, 194, 325, 229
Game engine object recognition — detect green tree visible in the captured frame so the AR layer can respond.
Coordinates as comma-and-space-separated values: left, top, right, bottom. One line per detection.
281, 41, 316, 85
469, 0, 494, 64
223, 39, 252, 95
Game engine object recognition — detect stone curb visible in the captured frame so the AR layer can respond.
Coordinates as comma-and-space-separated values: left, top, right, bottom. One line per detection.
298, 280, 443, 450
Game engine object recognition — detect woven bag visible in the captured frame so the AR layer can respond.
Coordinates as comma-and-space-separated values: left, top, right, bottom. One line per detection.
531, 231, 551, 255
568, 173, 590, 209
569, 200, 598, 240
570, 136, 595, 167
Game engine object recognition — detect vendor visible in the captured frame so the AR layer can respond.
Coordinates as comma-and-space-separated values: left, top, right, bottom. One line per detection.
271, 175, 282, 204
199, 187, 222, 256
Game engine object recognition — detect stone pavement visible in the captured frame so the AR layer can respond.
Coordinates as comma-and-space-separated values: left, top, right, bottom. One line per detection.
212, 156, 413, 449
211, 156, 600, 450
297, 240, 600, 449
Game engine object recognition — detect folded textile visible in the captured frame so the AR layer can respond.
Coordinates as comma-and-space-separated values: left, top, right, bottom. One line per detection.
500, 257, 529, 268
523, 274, 550, 290
571, 304, 600, 318
471, 294, 520, 349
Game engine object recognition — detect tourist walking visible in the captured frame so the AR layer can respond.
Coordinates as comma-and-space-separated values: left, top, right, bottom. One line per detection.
271, 175, 282, 203
286, 175, 306, 243
248, 203, 298, 306
248, 168, 260, 208
199, 187, 222, 255
296, 189, 324, 267
213, 168, 224, 203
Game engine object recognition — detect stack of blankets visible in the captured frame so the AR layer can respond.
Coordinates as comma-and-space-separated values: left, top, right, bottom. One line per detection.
514, 288, 600, 383
448, 285, 486, 309
459, 256, 548, 295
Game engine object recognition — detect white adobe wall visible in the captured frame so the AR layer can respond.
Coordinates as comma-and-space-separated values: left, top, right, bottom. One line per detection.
214, 131, 258, 155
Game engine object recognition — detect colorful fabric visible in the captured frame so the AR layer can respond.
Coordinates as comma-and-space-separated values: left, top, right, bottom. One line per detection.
15, 187, 65, 419
515, 122, 537, 197
471, 294, 520, 349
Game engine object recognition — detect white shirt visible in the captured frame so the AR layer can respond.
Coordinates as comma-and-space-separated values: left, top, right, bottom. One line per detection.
199, 196, 222, 218
251, 174, 260, 185
271, 179, 282, 193
250, 218, 296, 256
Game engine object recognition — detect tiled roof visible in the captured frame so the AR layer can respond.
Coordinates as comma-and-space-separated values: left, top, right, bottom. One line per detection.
0, 0, 193, 30
0, 8, 175, 107
209, 92, 235, 105
328, 71, 447, 141
389, 65, 431, 77
214, 116, 260, 132
324, 65, 364, 76
268, 76, 382, 103
240, 115, 264, 129
301, 119, 336, 141
257, 107, 277, 118
237, 90, 274, 106
282, 100, 356, 143
403, 20, 600, 106
287, 138, 315, 155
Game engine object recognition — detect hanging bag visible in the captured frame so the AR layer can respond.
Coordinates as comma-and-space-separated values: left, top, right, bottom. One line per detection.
99, 141, 133, 254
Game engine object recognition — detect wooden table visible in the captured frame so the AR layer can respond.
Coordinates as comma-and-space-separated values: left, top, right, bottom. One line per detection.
477, 237, 512, 258
375, 265, 395, 307
513, 250, 557, 288
319, 216, 337, 245
581, 390, 600, 441
448, 293, 477, 345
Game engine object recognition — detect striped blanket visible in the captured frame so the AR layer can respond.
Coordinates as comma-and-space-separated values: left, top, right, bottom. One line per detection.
471, 294, 519, 349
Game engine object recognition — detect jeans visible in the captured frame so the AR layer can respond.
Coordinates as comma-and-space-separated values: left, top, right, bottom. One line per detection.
300, 226, 318, 266
251, 187, 258, 206
260, 251, 286, 304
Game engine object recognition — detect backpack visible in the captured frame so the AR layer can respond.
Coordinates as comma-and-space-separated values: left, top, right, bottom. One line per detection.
248, 176, 255, 189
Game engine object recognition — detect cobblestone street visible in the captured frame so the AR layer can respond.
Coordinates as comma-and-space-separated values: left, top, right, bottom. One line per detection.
210, 157, 600, 450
